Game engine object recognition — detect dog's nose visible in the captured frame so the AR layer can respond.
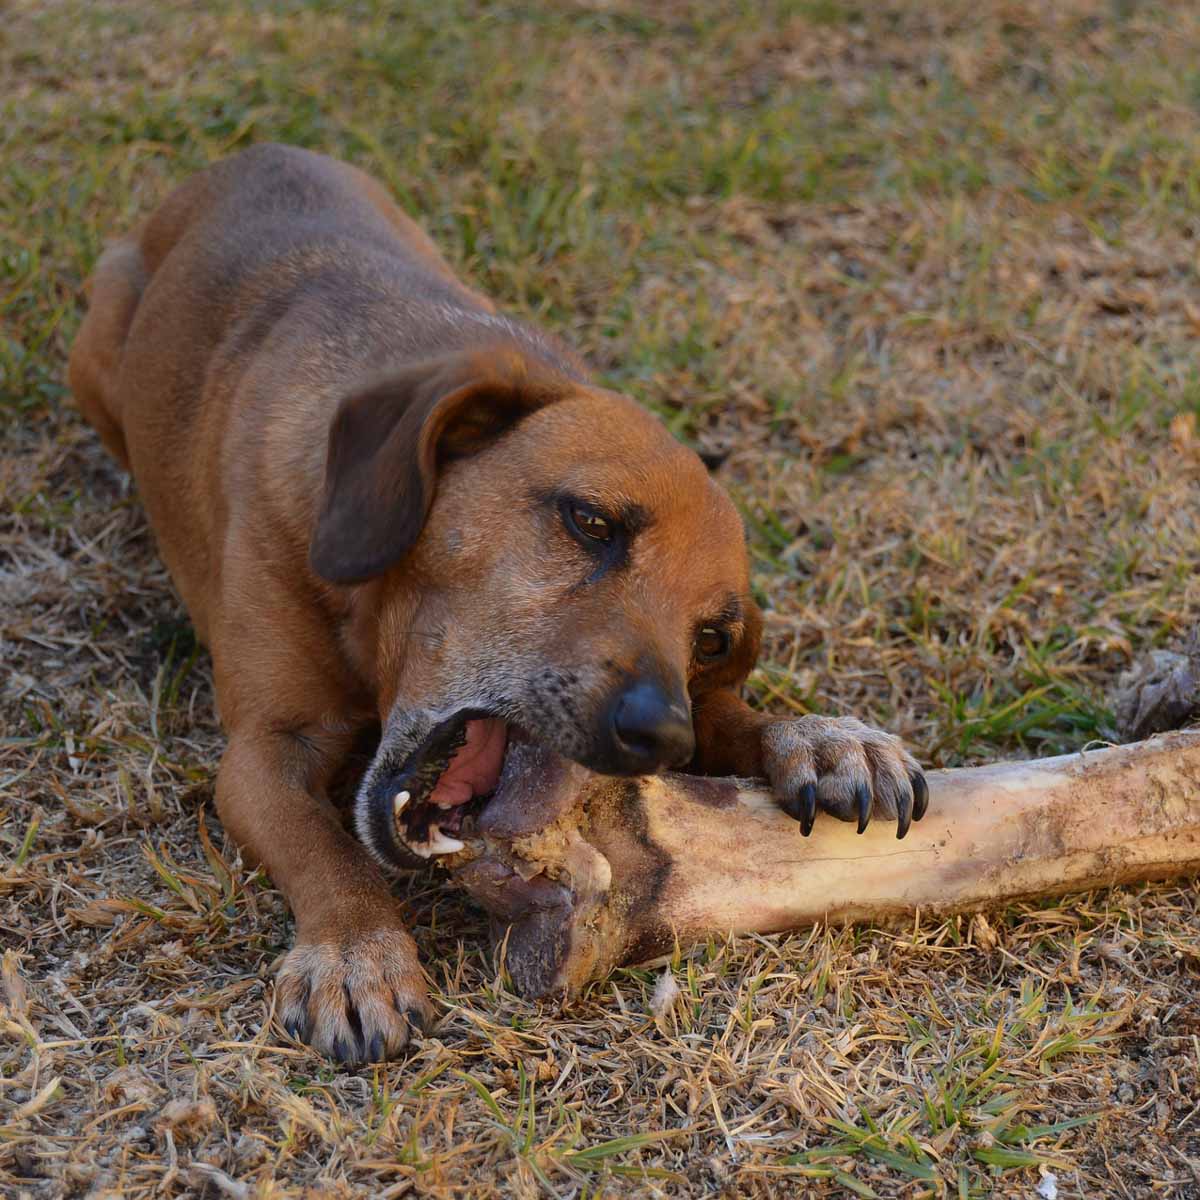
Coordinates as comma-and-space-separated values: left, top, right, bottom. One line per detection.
610, 680, 695, 772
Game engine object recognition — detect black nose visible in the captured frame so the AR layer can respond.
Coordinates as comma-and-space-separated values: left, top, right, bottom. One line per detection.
610, 679, 695, 773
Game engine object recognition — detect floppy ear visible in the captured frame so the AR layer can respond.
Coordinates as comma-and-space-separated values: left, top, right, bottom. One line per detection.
310, 345, 570, 583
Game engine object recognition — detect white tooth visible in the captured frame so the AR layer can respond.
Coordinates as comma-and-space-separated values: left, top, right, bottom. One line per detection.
408, 842, 436, 859
425, 826, 465, 856
393, 790, 410, 817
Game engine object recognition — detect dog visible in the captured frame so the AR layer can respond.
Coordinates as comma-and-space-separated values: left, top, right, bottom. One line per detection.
69, 144, 927, 1063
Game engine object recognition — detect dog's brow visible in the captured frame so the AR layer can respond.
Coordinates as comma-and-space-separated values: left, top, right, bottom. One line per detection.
533, 487, 652, 531
716, 595, 744, 625
616, 500, 650, 533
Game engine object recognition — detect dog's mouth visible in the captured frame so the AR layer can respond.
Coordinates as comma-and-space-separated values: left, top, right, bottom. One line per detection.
362, 710, 513, 863
360, 707, 595, 871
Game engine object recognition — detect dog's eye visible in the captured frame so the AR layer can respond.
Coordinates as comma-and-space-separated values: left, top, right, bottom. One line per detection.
566, 502, 615, 545
575, 509, 613, 542
695, 626, 730, 661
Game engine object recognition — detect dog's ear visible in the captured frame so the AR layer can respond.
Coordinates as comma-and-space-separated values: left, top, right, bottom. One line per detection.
311, 345, 570, 583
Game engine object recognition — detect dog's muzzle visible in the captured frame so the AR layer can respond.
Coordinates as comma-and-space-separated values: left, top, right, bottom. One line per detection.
359, 710, 509, 866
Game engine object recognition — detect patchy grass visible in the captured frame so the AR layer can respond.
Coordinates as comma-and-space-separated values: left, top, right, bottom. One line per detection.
3, 0, 1199, 1195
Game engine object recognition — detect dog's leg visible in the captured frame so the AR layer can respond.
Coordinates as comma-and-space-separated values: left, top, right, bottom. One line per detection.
216, 731, 434, 1063
691, 688, 926, 838
68, 240, 148, 469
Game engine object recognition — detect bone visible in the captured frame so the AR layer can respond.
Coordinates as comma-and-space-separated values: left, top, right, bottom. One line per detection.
445, 730, 1200, 999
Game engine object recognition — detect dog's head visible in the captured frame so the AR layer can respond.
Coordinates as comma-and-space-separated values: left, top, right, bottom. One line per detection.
311, 343, 760, 866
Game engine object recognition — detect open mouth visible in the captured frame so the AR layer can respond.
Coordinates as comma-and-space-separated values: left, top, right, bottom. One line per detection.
363, 711, 511, 863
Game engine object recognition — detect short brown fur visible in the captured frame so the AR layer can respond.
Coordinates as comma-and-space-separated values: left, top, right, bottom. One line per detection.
70, 145, 924, 1062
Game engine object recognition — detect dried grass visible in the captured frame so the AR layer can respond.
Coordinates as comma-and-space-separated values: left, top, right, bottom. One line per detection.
2, 0, 1199, 1195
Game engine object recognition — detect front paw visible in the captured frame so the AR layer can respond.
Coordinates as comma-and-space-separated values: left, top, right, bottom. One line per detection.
275, 927, 434, 1064
762, 715, 928, 839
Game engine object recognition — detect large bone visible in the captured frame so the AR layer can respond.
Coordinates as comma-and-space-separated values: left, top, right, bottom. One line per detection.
446, 731, 1200, 999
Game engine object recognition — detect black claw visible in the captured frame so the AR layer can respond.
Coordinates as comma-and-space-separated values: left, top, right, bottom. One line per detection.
911, 771, 929, 821
855, 783, 871, 835
799, 782, 816, 837
332, 1035, 358, 1065
401, 1005, 430, 1036
282, 1012, 310, 1043
366, 1031, 385, 1063
896, 787, 912, 841
780, 782, 817, 836
344, 989, 365, 1042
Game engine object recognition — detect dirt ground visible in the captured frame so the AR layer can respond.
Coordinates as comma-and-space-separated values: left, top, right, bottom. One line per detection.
2, 1, 1199, 1196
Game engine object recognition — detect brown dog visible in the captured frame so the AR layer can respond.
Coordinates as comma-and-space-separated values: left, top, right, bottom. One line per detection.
69, 144, 927, 1063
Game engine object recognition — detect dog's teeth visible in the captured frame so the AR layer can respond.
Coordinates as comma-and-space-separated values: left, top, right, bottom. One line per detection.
403, 826, 464, 859
393, 790, 411, 816
426, 826, 465, 856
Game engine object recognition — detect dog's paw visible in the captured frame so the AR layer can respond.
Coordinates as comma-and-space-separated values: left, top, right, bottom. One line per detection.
275, 928, 434, 1064
761, 714, 928, 839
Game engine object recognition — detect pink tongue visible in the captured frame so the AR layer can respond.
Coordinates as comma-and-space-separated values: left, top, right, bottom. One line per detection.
430, 719, 508, 809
